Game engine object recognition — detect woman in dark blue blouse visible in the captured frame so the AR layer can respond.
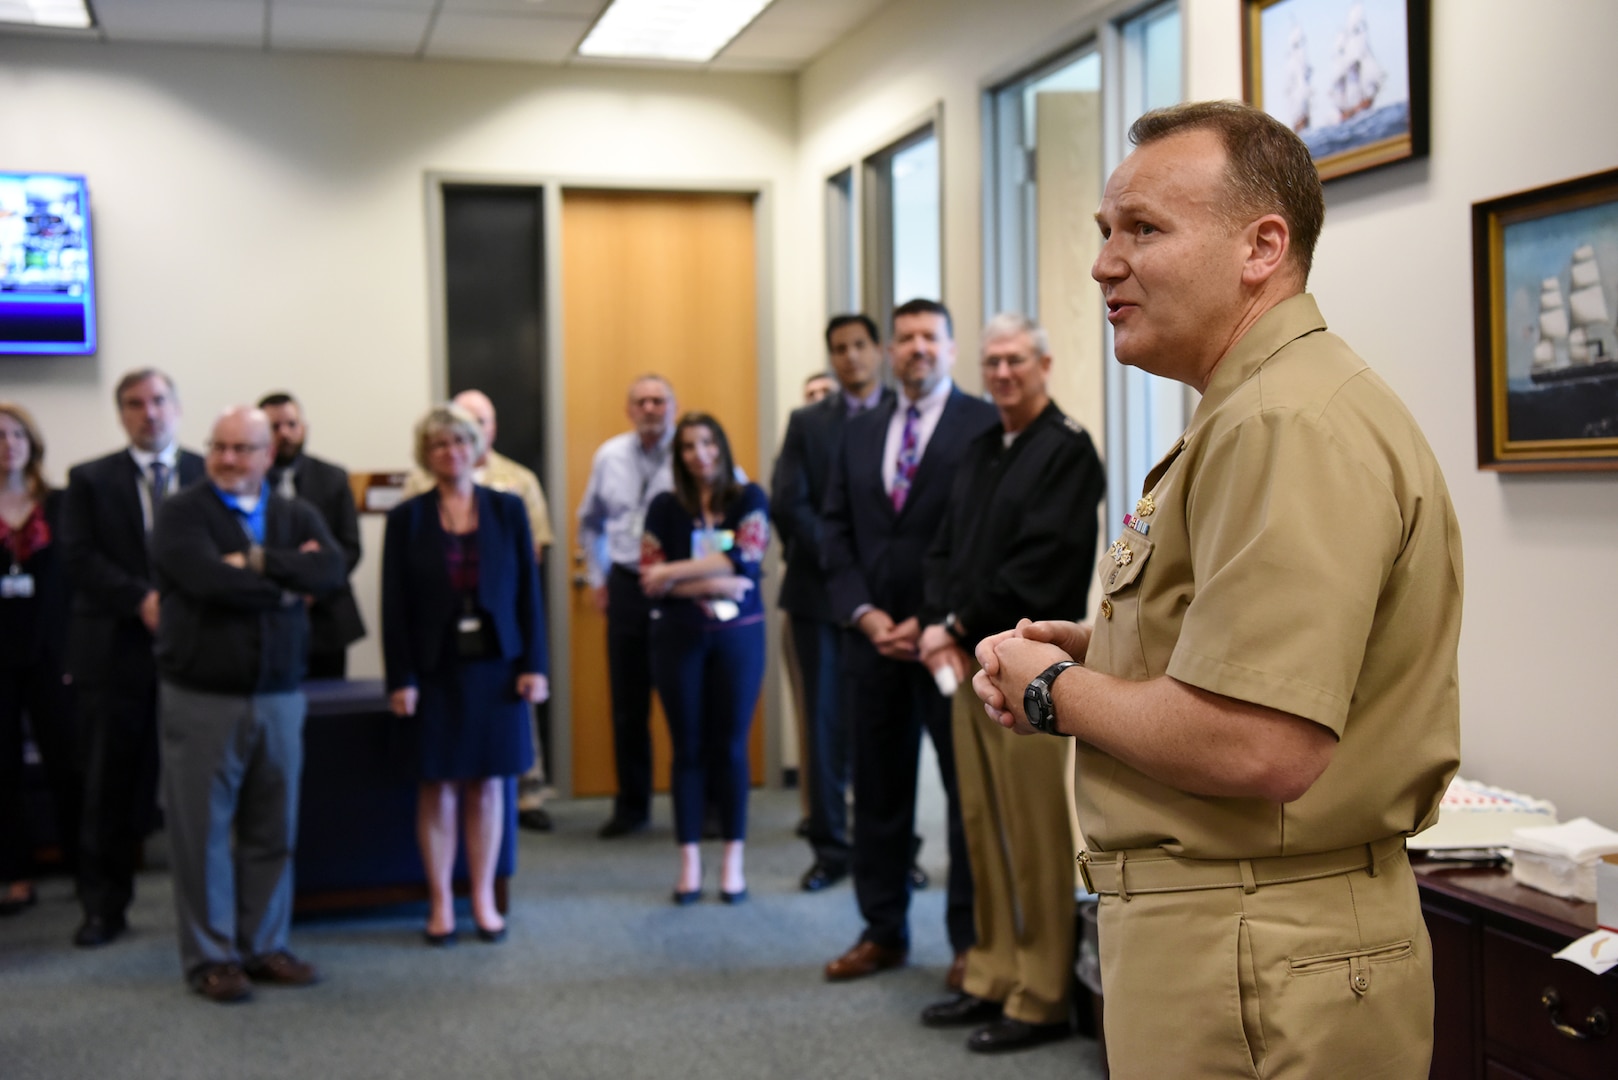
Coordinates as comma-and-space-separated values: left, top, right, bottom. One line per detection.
640, 413, 769, 905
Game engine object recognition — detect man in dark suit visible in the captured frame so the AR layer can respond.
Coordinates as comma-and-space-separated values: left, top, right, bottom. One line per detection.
61, 368, 206, 947
820, 299, 998, 987
771, 315, 891, 892
257, 392, 366, 679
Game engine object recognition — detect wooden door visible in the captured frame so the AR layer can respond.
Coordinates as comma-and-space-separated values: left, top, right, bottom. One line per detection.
561, 189, 764, 798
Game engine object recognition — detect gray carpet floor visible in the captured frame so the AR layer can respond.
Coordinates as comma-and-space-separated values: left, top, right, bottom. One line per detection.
0, 786, 1106, 1080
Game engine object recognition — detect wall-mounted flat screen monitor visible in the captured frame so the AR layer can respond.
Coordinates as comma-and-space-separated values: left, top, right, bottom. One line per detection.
1, 171, 96, 356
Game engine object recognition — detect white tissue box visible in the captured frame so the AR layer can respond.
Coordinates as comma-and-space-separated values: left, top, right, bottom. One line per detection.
1509, 817, 1618, 903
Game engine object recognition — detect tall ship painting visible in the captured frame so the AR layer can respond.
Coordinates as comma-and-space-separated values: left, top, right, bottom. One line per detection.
1529, 245, 1618, 385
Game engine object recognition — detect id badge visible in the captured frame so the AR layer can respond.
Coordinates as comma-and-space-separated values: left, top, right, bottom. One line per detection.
690, 527, 735, 558
0, 572, 34, 599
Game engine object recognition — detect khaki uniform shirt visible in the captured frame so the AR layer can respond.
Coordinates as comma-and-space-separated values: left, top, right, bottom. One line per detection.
1082, 293, 1463, 861
404, 449, 554, 554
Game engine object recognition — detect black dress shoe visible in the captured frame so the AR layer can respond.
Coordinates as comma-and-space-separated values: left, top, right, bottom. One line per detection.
0, 886, 38, 917
475, 925, 507, 944
671, 889, 702, 906
517, 807, 554, 832
966, 1017, 1072, 1053
909, 863, 930, 890
720, 888, 748, 905
73, 914, 126, 948
799, 860, 849, 892
423, 928, 458, 947
599, 816, 648, 839
921, 992, 1003, 1028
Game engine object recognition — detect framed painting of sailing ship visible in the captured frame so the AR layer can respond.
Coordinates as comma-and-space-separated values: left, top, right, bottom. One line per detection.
1242, 0, 1429, 181
1473, 167, 1618, 472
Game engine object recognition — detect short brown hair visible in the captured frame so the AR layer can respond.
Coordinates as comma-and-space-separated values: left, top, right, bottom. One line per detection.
1130, 100, 1325, 283
413, 403, 486, 473
114, 368, 177, 407
0, 401, 49, 500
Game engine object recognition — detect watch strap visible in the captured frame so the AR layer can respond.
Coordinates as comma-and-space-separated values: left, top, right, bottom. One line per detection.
1026, 660, 1079, 736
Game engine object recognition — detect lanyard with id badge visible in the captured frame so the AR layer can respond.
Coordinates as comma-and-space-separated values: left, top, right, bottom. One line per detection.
456, 594, 497, 659
692, 523, 739, 622
1, 561, 34, 600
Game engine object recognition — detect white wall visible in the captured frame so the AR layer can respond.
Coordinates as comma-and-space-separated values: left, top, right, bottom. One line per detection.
0, 39, 800, 681
797, 0, 1618, 825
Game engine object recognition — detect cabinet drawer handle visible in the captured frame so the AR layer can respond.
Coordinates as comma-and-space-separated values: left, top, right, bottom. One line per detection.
1540, 987, 1612, 1041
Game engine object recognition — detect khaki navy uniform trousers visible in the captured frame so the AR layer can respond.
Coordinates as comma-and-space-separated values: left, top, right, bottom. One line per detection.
951, 665, 1075, 1024
1081, 295, 1464, 1079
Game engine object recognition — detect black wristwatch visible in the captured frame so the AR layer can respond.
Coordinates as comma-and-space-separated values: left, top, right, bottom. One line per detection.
943, 612, 968, 647
1023, 660, 1079, 736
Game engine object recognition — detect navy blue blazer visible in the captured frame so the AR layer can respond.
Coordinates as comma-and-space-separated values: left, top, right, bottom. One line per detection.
770, 388, 896, 623
381, 485, 548, 691
820, 386, 999, 625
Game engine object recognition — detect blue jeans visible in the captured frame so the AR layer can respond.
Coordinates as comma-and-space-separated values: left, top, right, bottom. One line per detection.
650, 619, 766, 845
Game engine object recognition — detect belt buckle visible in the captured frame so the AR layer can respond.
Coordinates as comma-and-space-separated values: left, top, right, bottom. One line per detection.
1077, 851, 1096, 895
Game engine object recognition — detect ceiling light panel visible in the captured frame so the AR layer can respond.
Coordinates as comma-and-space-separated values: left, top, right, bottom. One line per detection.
0, 0, 93, 28
578, 0, 773, 63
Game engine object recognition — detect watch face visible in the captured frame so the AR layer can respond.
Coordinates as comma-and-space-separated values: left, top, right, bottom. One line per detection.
1024, 680, 1053, 732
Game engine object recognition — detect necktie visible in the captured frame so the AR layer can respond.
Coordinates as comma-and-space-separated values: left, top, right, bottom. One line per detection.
891, 405, 921, 513
149, 461, 170, 514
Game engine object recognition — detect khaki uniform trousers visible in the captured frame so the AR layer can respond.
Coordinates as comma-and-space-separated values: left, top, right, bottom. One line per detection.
951, 675, 1075, 1024
1096, 844, 1432, 1080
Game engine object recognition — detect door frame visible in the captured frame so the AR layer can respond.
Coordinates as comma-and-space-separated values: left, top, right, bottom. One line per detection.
424, 171, 783, 798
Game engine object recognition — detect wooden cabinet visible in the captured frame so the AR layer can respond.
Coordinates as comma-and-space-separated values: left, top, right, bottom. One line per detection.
1419, 865, 1616, 1080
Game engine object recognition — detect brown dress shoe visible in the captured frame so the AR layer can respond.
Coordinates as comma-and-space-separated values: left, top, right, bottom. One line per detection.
946, 951, 968, 991
824, 940, 907, 981
191, 962, 253, 1004
243, 950, 321, 986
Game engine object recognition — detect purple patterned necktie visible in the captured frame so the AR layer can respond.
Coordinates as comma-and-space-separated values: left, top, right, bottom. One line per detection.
891, 405, 921, 513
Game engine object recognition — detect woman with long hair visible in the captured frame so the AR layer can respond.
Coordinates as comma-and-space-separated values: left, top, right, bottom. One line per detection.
0, 402, 79, 917
640, 413, 770, 904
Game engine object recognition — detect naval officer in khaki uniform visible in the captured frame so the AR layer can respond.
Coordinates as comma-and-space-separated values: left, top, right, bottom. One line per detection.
974, 101, 1462, 1079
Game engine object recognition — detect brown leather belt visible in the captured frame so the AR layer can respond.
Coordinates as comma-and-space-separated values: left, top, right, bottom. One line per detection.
1077, 835, 1408, 900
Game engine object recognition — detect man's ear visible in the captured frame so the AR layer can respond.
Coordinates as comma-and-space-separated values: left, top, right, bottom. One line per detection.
1241, 213, 1291, 287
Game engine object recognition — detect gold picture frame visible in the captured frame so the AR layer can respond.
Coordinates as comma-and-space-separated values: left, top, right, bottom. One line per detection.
1243, 0, 1429, 182
1473, 167, 1618, 472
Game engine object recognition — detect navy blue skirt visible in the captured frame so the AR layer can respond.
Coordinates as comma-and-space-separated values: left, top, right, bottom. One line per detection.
416, 654, 535, 782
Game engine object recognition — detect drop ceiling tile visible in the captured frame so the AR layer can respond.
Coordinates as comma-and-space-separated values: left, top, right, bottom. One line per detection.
741, 0, 889, 33
706, 54, 803, 73
441, 0, 605, 16
270, 4, 430, 52
91, 0, 265, 46
424, 11, 592, 63
720, 24, 839, 62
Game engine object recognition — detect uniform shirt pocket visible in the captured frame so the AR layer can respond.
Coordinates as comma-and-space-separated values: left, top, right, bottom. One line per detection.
1089, 530, 1154, 681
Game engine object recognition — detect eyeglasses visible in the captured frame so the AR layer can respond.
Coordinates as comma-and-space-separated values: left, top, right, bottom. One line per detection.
207, 442, 269, 456
981, 354, 1035, 372
427, 433, 474, 452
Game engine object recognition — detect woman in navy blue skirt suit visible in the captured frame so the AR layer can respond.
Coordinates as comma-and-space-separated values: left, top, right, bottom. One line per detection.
382, 404, 548, 944
640, 413, 769, 905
